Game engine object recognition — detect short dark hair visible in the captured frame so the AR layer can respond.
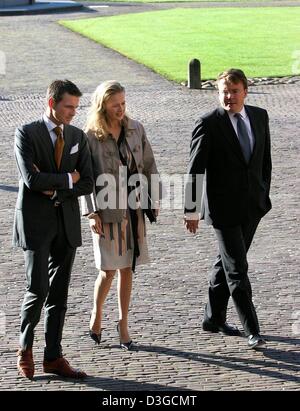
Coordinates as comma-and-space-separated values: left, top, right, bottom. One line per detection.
217, 68, 248, 90
46, 79, 82, 103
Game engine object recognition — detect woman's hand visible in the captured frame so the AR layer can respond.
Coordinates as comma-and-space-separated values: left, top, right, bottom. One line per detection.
88, 213, 103, 235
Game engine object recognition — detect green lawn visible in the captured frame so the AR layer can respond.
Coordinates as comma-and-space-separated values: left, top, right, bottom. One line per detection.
61, 7, 300, 81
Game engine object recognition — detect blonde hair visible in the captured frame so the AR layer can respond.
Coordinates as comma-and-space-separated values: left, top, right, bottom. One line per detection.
85, 80, 128, 140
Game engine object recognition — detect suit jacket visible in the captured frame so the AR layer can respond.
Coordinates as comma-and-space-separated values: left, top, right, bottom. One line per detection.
13, 118, 93, 249
185, 105, 272, 227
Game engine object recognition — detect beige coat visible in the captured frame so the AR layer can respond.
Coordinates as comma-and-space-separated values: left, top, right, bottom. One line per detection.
81, 118, 160, 223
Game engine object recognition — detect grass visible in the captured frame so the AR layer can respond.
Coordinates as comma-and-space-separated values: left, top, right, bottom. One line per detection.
61, 7, 300, 82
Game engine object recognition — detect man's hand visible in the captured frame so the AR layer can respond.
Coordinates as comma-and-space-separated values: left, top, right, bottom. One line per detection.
184, 218, 199, 234
71, 171, 80, 184
88, 213, 103, 235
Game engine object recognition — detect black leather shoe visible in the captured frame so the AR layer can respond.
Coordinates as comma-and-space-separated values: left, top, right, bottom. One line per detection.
202, 320, 241, 336
89, 330, 101, 345
247, 334, 266, 349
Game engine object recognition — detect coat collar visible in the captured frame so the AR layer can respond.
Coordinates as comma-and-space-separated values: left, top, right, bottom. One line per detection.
103, 118, 137, 142
38, 117, 55, 151
244, 105, 260, 163
126, 118, 138, 131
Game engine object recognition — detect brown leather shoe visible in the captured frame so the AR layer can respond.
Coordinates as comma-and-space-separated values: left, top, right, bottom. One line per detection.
43, 357, 87, 379
17, 348, 34, 379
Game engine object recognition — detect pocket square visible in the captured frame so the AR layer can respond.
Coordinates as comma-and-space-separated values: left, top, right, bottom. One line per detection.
70, 143, 79, 155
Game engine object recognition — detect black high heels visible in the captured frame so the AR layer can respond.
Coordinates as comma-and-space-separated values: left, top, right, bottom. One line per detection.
89, 330, 102, 345
120, 340, 133, 350
117, 323, 133, 351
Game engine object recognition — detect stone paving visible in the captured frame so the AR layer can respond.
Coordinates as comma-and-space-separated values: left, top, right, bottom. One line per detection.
0, 3, 299, 391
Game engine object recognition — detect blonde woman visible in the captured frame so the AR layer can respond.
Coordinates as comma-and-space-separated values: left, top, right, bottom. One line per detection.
82, 81, 160, 350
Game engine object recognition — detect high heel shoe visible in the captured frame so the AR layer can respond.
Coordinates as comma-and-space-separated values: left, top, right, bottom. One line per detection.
89, 330, 102, 345
117, 323, 133, 351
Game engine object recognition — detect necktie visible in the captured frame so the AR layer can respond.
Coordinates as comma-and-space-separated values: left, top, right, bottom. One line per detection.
53, 126, 64, 169
234, 113, 252, 163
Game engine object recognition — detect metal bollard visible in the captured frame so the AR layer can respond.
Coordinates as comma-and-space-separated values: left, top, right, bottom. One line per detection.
188, 59, 201, 89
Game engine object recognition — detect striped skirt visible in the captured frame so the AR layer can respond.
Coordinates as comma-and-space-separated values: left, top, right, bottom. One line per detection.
92, 209, 150, 271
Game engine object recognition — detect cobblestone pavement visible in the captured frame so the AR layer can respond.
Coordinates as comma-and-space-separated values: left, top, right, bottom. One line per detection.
0, 4, 299, 391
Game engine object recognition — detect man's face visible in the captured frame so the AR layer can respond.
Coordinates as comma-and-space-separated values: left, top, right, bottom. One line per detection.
49, 92, 80, 125
218, 79, 248, 113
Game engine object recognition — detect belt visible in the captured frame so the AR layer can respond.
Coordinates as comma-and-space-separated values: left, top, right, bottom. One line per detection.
54, 200, 61, 207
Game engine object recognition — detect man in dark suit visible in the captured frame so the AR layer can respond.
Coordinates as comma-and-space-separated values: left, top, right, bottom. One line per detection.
13, 80, 93, 378
185, 69, 272, 349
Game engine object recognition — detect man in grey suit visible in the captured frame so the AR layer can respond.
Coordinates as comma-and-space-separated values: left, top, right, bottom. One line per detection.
13, 80, 93, 379
185, 69, 272, 349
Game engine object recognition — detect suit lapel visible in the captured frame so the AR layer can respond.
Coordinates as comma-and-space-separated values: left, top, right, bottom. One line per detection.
38, 118, 57, 169
245, 105, 261, 164
216, 108, 245, 163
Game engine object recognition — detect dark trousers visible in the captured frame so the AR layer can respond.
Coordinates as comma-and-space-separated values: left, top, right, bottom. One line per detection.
204, 218, 261, 336
20, 209, 76, 360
